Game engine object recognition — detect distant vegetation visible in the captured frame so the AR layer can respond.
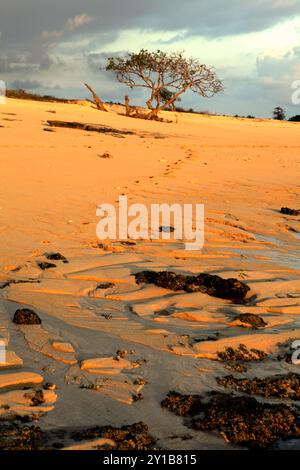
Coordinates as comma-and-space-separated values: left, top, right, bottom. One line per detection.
289, 115, 300, 122
273, 106, 286, 121
6, 89, 72, 103
6, 87, 299, 124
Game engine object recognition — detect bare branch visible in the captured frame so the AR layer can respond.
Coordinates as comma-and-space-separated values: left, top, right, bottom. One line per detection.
84, 82, 108, 112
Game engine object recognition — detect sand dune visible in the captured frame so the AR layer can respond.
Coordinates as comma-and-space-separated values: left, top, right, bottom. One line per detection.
0, 98, 299, 449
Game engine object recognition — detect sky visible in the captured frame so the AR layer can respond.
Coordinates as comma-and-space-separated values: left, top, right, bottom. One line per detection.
0, 0, 300, 117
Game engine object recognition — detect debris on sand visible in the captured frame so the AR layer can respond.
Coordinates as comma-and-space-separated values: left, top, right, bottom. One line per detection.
24, 389, 45, 407
98, 152, 113, 159
37, 261, 57, 270
217, 372, 300, 400
0, 422, 44, 450
280, 207, 300, 216
44, 252, 68, 263
46, 120, 134, 137
96, 282, 115, 290
134, 271, 250, 302
0, 279, 40, 289
193, 393, 300, 448
234, 313, 267, 329
161, 391, 202, 417
70, 422, 156, 450
0, 419, 156, 450
161, 391, 300, 448
13, 308, 42, 325
217, 344, 267, 362
225, 363, 248, 373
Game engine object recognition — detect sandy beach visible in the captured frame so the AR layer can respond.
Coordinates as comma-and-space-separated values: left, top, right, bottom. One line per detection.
0, 97, 299, 450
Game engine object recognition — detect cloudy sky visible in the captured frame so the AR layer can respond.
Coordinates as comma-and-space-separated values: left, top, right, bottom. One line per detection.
1, 0, 300, 117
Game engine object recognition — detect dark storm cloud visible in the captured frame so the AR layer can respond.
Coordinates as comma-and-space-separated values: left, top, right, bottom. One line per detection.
1, 0, 299, 45
1, 0, 299, 117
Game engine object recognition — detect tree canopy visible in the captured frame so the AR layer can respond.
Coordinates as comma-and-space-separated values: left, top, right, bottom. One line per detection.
273, 106, 286, 121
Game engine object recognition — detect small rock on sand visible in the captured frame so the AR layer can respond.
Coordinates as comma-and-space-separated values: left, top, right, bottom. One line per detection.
37, 261, 57, 270
44, 252, 68, 263
13, 308, 42, 325
134, 270, 250, 302
234, 313, 267, 329
281, 207, 300, 216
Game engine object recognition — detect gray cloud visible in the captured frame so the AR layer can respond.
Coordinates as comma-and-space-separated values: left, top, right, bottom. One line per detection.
0, 0, 299, 116
9, 79, 43, 90
1, 0, 299, 45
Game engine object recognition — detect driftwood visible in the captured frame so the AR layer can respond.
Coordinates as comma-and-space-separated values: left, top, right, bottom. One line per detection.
46, 120, 134, 136
125, 95, 131, 116
84, 83, 108, 112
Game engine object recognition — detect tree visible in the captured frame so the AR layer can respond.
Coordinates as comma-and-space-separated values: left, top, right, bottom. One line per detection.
273, 106, 286, 121
106, 49, 223, 119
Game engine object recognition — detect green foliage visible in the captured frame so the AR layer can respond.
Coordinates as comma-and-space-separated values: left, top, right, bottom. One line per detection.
273, 106, 286, 121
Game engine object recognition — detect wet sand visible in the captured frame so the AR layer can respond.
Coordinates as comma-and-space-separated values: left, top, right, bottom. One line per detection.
0, 98, 299, 449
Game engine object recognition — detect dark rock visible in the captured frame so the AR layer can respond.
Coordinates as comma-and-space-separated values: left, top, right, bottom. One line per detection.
132, 393, 144, 402
134, 270, 250, 302
98, 152, 112, 159
44, 252, 68, 262
0, 423, 44, 450
37, 261, 57, 270
13, 308, 42, 325
121, 241, 136, 246
161, 391, 202, 417
217, 372, 300, 400
217, 344, 267, 362
281, 207, 300, 216
96, 282, 115, 290
235, 313, 267, 329
0, 418, 156, 450
24, 390, 45, 406
161, 391, 300, 449
192, 393, 300, 448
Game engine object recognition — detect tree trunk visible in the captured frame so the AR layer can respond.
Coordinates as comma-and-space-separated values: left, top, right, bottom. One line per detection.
147, 108, 160, 120
84, 83, 108, 112
125, 95, 131, 116
147, 84, 191, 120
